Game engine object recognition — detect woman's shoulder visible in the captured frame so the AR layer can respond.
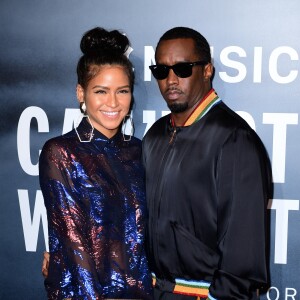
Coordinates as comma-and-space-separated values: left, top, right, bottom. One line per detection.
122, 135, 143, 155
40, 129, 77, 159
128, 135, 142, 145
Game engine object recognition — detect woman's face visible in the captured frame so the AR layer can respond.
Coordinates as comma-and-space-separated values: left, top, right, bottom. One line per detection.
77, 65, 132, 138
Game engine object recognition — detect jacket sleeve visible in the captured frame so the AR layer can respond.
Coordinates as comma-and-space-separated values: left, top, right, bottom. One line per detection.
209, 128, 272, 300
39, 140, 101, 300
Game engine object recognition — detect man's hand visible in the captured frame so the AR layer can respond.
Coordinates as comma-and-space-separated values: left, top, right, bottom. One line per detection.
42, 251, 50, 278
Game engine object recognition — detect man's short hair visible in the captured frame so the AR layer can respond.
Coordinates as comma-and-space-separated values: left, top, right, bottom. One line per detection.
156, 26, 211, 63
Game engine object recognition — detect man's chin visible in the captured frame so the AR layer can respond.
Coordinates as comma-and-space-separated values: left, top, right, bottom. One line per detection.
168, 102, 188, 113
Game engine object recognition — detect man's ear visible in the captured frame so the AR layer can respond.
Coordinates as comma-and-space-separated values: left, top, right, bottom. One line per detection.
203, 63, 214, 81
76, 84, 84, 103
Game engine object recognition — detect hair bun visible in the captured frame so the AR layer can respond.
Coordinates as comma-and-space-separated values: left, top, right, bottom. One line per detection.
80, 27, 130, 56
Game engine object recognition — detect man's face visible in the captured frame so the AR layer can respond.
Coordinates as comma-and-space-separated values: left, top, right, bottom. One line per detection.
155, 38, 212, 117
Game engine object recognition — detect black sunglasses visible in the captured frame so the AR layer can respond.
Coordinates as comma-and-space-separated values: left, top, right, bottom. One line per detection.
149, 61, 208, 80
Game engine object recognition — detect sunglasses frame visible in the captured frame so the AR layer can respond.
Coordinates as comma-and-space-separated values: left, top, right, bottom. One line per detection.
149, 61, 208, 80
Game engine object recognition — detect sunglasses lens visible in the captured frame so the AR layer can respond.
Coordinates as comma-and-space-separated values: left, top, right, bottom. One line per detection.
173, 63, 193, 78
150, 65, 169, 80
150, 62, 201, 80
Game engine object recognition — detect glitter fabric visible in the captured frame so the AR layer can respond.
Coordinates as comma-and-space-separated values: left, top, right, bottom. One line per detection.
39, 118, 152, 300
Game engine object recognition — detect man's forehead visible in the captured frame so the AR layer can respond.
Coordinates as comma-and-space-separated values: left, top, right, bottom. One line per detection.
155, 38, 197, 62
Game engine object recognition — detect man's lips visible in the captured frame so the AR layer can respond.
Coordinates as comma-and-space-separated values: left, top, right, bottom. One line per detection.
165, 88, 183, 100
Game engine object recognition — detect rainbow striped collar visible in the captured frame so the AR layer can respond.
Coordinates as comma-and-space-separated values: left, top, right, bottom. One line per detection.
171, 89, 221, 127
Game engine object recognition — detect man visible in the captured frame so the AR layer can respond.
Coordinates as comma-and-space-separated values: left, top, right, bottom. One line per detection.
143, 27, 272, 299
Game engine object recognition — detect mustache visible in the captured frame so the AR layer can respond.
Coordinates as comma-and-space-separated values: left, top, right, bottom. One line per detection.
165, 86, 183, 93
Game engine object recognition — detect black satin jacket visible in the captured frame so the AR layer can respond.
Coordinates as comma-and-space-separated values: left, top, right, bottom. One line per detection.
142, 101, 272, 299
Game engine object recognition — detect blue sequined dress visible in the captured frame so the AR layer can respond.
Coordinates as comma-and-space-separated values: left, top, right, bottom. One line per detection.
39, 118, 152, 300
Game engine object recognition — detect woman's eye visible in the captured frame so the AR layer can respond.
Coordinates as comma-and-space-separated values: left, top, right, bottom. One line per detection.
119, 89, 130, 94
95, 90, 106, 94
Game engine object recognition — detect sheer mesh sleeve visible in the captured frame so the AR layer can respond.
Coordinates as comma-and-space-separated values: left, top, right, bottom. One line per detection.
39, 139, 102, 300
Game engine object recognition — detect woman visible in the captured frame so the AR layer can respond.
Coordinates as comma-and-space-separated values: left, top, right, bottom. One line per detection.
39, 27, 152, 299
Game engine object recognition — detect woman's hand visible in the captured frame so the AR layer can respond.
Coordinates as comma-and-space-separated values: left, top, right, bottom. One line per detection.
41, 251, 50, 278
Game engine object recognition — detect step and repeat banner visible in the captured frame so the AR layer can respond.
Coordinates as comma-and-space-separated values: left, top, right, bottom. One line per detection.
1, 0, 299, 299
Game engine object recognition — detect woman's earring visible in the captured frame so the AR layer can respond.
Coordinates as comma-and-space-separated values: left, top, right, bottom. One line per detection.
75, 103, 94, 142
122, 114, 134, 141
80, 102, 87, 114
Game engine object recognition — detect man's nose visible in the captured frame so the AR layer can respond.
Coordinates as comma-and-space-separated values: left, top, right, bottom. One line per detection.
166, 69, 179, 85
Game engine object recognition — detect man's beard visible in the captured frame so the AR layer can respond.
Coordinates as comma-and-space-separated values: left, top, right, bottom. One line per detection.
167, 102, 188, 113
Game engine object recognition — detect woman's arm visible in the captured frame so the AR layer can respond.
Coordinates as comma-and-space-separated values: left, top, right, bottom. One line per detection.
39, 139, 101, 299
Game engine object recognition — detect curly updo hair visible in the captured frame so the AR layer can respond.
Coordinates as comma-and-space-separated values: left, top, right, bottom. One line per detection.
77, 27, 134, 90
